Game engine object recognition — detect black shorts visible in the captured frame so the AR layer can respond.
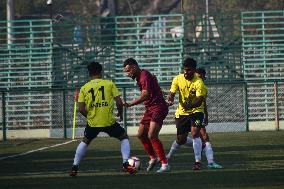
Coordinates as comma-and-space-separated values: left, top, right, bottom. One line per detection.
84, 122, 126, 141
175, 112, 204, 135
200, 123, 206, 129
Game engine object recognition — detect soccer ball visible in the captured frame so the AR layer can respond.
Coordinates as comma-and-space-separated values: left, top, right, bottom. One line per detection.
128, 156, 142, 171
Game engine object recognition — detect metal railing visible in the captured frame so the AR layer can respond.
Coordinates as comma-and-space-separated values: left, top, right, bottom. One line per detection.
1, 80, 282, 141
0, 11, 284, 141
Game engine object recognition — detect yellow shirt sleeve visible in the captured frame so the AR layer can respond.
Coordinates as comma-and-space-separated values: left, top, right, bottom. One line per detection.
78, 86, 86, 103
195, 79, 207, 97
111, 82, 121, 98
170, 75, 180, 93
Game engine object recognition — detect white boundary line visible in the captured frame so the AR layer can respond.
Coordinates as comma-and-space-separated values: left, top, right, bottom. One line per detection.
0, 140, 77, 161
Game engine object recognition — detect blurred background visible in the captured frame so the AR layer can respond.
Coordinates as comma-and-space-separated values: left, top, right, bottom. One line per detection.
1, 0, 284, 19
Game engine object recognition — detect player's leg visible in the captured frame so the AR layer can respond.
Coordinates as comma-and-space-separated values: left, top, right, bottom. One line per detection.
137, 124, 157, 159
137, 119, 159, 172
200, 127, 223, 169
138, 124, 160, 172
108, 122, 131, 163
138, 110, 158, 169
191, 113, 203, 170
149, 106, 170, 172
200, 127, 213, 163
72, 137, 89, 166
148, 121, 169, 172
166, 115, 191, 160
70, 125, 99, 176
166, 136, 192, 160
166, 133, 187, 160
108, 122, 136, 174
167, 140, 181, 160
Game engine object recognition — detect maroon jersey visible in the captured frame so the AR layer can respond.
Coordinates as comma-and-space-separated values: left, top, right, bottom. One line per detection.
136, 69, 166, 108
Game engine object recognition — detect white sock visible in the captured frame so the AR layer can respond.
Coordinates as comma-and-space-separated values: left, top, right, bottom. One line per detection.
161, 163, 168, 167
73, 141, 88, 166
166, 140, 181, 159
184, 136, 193, 147
193, 137, 202, 162
204, 142, 214, 164
121, 139, 130, 163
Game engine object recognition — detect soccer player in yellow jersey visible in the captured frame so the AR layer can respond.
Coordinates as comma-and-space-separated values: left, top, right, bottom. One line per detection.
166, 67, 223, 169
69, 61, 135, 176
167, 57, 206, 170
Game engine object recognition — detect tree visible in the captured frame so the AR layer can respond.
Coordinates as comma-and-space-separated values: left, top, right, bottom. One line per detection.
1, 0, 284, 21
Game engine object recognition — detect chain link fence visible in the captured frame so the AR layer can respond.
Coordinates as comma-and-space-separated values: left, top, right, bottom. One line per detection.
246, 81, 284, 130
0, 11, 284, 141
0, 81, 253, 140
123, 83, 247, 133
1, 80, 283, 140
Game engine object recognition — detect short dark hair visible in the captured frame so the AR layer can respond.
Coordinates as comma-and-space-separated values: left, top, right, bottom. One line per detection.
183, 57, 197, 69
123, 58, 138, 67
196, 67, 206, 76
87, 61, 102, 76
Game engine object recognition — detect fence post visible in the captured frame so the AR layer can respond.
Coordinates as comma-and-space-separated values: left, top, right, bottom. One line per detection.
122, 87, 127, 133
62, 89, 67, 139
274, 81, 279, 131
2, 92, 6, 141
244, 82, 249, 132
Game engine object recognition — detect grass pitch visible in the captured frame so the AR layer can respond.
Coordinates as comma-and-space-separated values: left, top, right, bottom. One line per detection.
0, 131, 284, 189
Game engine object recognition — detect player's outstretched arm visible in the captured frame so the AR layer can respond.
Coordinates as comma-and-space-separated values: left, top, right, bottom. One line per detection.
184, 96, 205, 110
125, 90, 149, 107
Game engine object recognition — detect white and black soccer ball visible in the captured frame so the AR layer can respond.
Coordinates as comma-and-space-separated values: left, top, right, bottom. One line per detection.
128, 156, 142, 171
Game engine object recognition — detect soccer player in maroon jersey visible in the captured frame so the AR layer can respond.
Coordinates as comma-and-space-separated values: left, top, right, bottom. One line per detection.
123, 58, 170, 173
